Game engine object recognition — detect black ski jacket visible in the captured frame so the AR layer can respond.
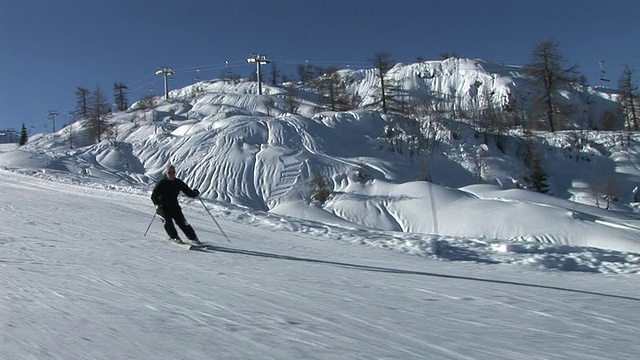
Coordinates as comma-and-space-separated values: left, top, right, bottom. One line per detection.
151, 177, 199, 209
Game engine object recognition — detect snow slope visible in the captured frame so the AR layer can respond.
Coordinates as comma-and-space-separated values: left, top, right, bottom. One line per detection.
6, 99, 640, 255
2, 170, 640, 360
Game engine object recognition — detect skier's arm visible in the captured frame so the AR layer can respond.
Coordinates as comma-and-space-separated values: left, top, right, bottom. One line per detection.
151, 182, 162, 205
179, 179, 200, 198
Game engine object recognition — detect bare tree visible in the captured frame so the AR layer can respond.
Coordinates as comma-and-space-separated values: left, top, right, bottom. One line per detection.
264, 96, 275, 116
354, 158, 370, 182
113, 83, 129, 112
618, 65, 639, 131
309, 172, 330, 204
137, 95, 157, 111
368, 51, 395, 113
319, 66, 339, 111
281, 86, 299, 114
439, 52, 459, 60
592, 176, 619, 210
318, 66, 352, 111
270, 61, 281, 86
525, 38, 579, 132
88, 84, 111, 142
74, 87, 91, 119
64, 123, 75, 149
296, 62, 324, 85
385, 77, 413, 116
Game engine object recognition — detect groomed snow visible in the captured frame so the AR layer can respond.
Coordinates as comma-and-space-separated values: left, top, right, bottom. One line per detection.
2, 167, 640, 359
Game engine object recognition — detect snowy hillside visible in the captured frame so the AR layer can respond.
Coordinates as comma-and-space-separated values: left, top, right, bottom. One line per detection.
2, 58, 640, 257
333, 58, 617, 128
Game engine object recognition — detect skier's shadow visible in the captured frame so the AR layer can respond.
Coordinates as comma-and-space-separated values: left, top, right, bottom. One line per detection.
202, 244, 640, 303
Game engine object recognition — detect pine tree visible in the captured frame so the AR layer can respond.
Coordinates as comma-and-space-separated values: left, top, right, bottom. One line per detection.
18, 124, 28, 145
528, 157, 550, 193
522, 138, 550, 193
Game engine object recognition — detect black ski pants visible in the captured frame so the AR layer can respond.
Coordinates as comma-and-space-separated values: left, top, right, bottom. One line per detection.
158, 206, 198, 240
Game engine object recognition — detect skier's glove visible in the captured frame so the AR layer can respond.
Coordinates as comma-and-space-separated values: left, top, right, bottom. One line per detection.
193, 189, 200, 197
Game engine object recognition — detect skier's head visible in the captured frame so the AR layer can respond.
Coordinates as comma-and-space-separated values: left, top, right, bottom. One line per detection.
165, 165, 176, 180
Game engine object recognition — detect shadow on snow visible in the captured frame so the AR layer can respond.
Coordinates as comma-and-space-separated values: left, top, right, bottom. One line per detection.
196, 244, 640, 303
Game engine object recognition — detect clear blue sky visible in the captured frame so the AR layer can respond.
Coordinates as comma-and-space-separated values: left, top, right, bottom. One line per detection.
2, 0, 639, 134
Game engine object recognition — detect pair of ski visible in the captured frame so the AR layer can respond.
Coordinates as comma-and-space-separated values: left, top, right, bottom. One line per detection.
170, 239, 211, 251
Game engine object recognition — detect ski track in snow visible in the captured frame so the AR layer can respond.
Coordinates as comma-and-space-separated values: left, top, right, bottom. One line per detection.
2, 171, 640, 359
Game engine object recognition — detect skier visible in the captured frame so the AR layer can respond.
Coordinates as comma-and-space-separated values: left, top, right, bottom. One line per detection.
151, 165, 202, 245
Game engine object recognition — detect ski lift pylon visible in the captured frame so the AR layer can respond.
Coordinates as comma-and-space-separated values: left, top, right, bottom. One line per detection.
599, 60, 610, 82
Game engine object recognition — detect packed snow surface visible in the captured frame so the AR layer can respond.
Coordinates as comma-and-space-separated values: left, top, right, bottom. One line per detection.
2, 169, 640, 360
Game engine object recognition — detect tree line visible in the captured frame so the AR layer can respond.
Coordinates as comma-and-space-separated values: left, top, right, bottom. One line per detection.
72, 83, 130, 145
260, 39, 638, 137
67, 38, 635, 144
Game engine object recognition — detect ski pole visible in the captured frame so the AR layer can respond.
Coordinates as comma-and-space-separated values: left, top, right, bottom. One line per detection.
198, 197, 231, 242
143, 212, 157, 236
